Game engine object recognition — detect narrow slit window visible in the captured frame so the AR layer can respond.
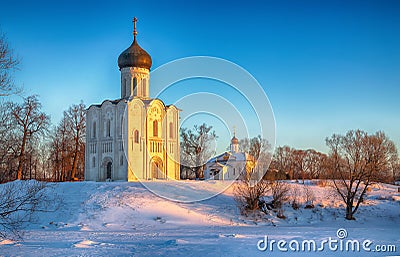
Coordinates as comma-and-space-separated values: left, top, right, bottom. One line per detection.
142, 79, 147, 96
134, 130, 139, 143
107, 120, 111, 137
169, 122, 173, 139
153, 120, 158, 137
93, 122, 96, 138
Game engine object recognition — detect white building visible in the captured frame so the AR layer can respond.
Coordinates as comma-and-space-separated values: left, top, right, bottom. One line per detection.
204, 135, 255, 180
85, 18, 180, 181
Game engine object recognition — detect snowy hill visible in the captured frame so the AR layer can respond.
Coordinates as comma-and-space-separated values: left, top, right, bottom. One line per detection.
0, 181, 399, 256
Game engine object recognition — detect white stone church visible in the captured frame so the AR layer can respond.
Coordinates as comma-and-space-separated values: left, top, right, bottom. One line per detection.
85, 19, 180, 181
204, 134, 256, 180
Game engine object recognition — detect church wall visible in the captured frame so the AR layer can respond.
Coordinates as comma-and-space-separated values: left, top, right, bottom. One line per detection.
99, 102, 115, 181
85, 100, 129, 182
85, 106, 101, 181
127, 100, 146, 180
203, 152, 251, 181
165, 107, 180, 180
147, 100, 166, 179
86, 98, 181, 181
115, 101, 127, 181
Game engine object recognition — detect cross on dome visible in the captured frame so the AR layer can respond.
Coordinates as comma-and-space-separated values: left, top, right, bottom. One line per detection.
133, 17, 138, 40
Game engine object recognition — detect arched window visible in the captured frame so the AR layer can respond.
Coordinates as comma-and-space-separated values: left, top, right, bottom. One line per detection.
120, 155, 124, 166
106, 119, 111, 137
122, 78, 126, 96
169, 122, 174, 139
92, 157, 96, 168
153, 120, 158, 137
133, 77, 137, 89
142, 79, 147, 96
93, 122, 96, 138
134, 130, 139, 143
120, 116, 123, 136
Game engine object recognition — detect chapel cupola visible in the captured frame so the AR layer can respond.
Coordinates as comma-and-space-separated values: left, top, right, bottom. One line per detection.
118, 18, 152, 70
230, 128, 239, 153
118, 18, 151, 99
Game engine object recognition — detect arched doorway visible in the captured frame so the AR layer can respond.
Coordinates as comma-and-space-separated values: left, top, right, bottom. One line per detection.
151, 157, 163, 179
101, 157, 113, 181
106, 162, 112, 180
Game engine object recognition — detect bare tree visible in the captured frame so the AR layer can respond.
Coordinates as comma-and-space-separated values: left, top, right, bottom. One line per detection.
0, 101, 18, 182
234, 137, 272, 214
65, 102, 86, 180
57, 116, 71, 181
292, 149, 307, 181
49, 116, 72, 181
239, 135, 272, 179
308, 150, 329, 180
12, 95, 50, 180
0, 181, 59, 239
0, 31, 20, 96
393, 160, 400, 183
180, 123, 216, 179
293, 149, 328, 182
374, 138, 398, 184
269, 179, 290, 209
48, 126, 63, 181
46, 102, 86, 181
272, 146, 295, 178
234, 172, 270, 213
326, 129, 398, 220
239, 135, 270, 160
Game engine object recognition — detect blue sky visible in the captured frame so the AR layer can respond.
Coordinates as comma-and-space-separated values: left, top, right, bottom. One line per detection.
1, 0, 399, 153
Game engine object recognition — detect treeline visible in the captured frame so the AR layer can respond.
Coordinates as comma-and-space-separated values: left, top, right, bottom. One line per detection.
0, 30, 86, 183
236, 130, 400, 220
261, 131, 399, 184
266, 146, 330, 181
0, 96, 86, 182
179, 122, 400, 184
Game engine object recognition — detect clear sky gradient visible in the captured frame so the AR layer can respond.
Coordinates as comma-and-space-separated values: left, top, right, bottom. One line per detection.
1, 0, 399, 153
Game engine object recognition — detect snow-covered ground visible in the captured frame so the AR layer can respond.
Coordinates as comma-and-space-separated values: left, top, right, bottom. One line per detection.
0, 180, 399, 256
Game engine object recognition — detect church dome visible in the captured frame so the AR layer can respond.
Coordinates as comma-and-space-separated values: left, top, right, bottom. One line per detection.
118, 18, 152, 70
231, 136, 239, 144
118, 40, 152, 70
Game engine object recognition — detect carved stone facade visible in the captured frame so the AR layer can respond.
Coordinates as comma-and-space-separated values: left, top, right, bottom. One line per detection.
85, 21, 180, 181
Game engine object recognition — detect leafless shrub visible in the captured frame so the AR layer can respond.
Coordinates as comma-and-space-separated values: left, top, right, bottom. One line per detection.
303, 184, 315, 208
290, 185, 301, 210
234, 172, 269, 214
0, 180, 59, 239
270, 180, 290, 209
277, 209, 286, 219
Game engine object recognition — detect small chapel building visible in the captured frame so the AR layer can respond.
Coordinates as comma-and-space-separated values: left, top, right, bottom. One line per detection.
204, 134, 256, 180
85, 18, 180, 181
